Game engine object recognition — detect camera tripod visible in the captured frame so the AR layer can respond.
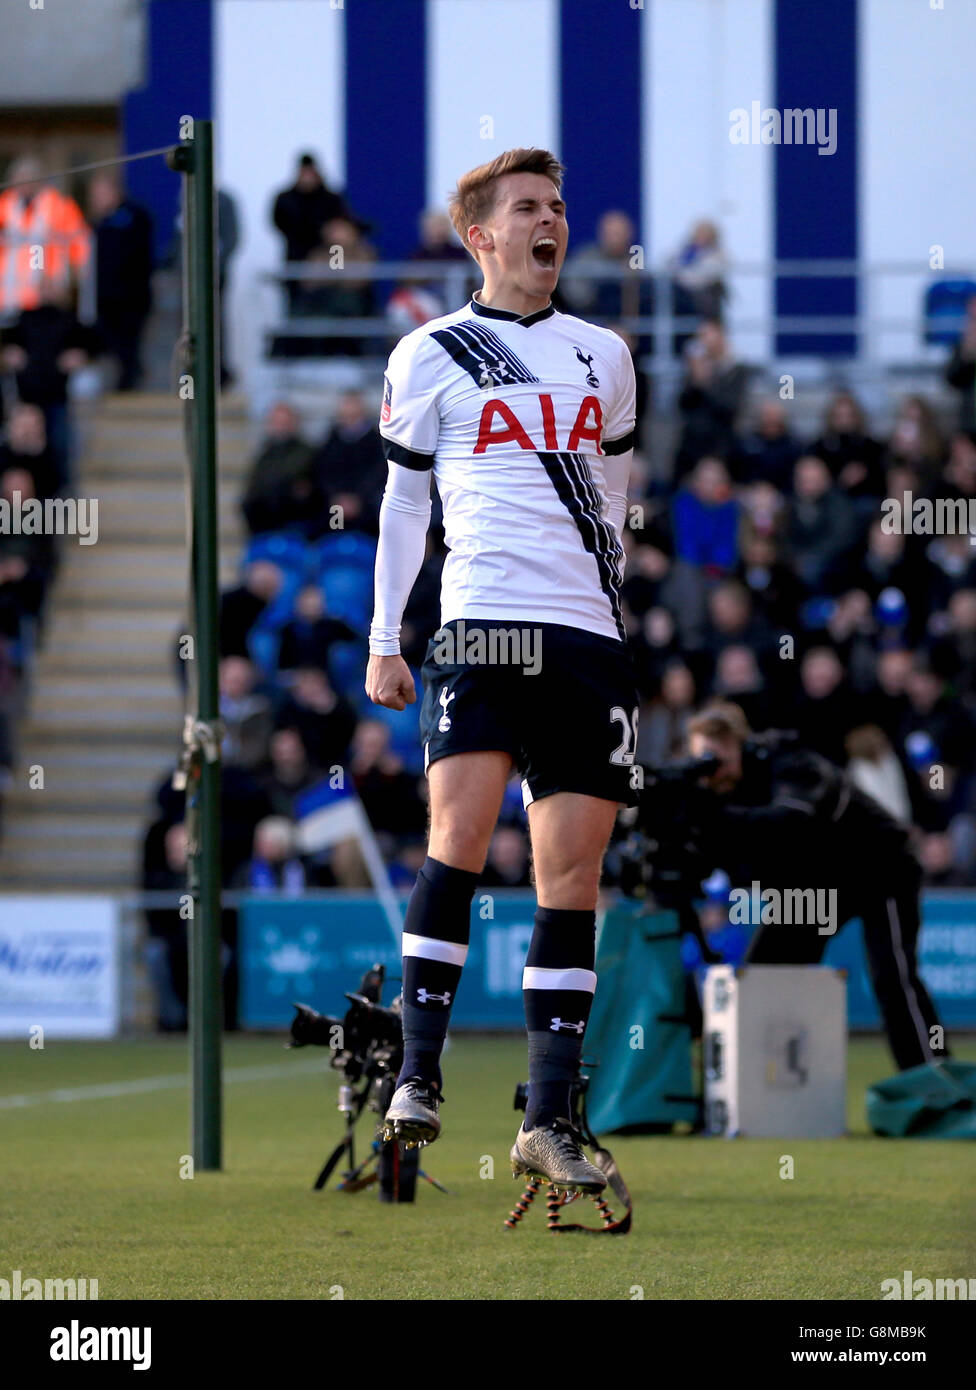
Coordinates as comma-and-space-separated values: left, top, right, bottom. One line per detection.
313, 1065, 449, 1200
504, 1069, 632, 1234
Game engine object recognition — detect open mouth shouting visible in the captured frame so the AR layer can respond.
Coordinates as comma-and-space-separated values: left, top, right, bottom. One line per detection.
532, 236, 559, 269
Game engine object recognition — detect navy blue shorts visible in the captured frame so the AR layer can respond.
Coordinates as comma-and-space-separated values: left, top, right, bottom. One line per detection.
418, 620, 640, 808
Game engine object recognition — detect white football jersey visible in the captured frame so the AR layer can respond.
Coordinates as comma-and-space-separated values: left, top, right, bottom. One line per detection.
378, 295, 636, 642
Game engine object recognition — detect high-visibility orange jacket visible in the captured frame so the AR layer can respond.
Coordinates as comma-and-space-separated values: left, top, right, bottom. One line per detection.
0, 186, 92, 315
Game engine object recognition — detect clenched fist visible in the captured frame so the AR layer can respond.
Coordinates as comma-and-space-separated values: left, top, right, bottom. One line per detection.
365, 653, 417, 711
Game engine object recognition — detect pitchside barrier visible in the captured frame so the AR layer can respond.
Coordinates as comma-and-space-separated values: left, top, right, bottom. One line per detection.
0, 891, 974, 1040
233, 890, 976, 1033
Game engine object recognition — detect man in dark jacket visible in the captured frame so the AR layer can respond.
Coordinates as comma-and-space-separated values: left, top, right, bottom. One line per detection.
680, 701, 950, 1072
272, 154, 359, 311
0, 281, 100, 489
87, 171, 154, 390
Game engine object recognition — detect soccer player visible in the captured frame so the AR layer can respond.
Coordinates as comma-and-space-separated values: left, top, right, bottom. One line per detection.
366, 148, 638, 1192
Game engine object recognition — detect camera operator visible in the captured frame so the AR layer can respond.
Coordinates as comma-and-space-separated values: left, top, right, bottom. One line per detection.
680, 701, 950, 1072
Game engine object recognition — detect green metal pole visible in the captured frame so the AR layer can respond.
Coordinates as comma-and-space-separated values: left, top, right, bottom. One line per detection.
185, 119, 223, 1170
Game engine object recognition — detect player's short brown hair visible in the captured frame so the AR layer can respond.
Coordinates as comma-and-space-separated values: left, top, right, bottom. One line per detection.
685, 702, 752, 745
448, 147, 565, 262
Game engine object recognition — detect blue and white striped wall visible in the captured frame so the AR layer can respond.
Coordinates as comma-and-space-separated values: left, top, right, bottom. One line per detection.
124, 0, 976, 378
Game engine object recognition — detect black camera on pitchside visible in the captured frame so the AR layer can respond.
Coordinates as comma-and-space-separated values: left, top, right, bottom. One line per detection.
288, 964, 447, 1203
618, 751, 720, 909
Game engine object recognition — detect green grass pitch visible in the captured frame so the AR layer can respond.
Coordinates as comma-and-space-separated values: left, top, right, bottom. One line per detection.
2, 1033, 974, 1301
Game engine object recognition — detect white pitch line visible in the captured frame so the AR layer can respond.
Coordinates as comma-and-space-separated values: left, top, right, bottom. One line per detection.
0, 1059, 325, 1110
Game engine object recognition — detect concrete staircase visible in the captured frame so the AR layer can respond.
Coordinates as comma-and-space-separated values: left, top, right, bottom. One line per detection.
0, 391, 252, 890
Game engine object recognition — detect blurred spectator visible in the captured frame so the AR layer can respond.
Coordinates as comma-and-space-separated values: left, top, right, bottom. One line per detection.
609, 325, 651, 450
388, 208, 472, 326
0, 466, 54, 639
258, 726, 323, 819
87, 171, 154, 391
711, 644, 771, 730
0, 402, 58, 499
735, 530, 803, 630
730, 398, 800, 491
620, 525, 676, 621
237, 816, 307, 892
171, 188, 240, 388
349, 719, 426, 842
563, 210, 652, 326
142, 820, 190, 1030
932, 588, 976, 698
409, 208, 469, 267
668, 218, 727, 349
275, 665, 356, 770
314, 389, 386, 534
216, 189, 240, 388
272, 153, 359, 291
294, 218, 377, 356
480, 825, 532, 888
219, 656, 273, 769
701, 579, 777, 675
636, 661, 697, 765
854, 522, 925, 643
884, 394, 945, 480
823, 589, 881, 694
942, 428, 976, 504
0, 279, 100, 489
672, 457, 738, 574
846, 724, 913, 825
902, 657, 975, 781
787, 455, 859, 595
872, 647, 915, 743
808, 391, 885, 499
219, 559, 284, 658
0, 156, 91, 317
674, 319, 750, 478
629, 605, 681, 696
277, 585, 358, 674
151, 761, 270, 887
923, 531, 976, 613
944, 293, 976, 432
738, 479, 788, 550
241, 402, 318, 536
793, 645, 866, 766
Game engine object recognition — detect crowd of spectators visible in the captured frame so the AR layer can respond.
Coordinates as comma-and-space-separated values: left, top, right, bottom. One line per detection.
143, 352, 976, 1022
3, 142, 958, 1024
626, 323, 976, 898
0, 154, 170, 827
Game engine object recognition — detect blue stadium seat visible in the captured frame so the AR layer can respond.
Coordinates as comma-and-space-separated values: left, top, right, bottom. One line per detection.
328, 638, 369, 701
245, 569, 304, 679
320, 565, 371, 631
367, 672, 425, 774
311, 531, 377, 577
247, 623, 282, 681
243, 530, 310, 578
923, 278, 976, 347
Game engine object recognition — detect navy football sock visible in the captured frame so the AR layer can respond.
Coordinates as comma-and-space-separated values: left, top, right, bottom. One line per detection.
522, 907, 597, 1130
397, 856, 478, 1091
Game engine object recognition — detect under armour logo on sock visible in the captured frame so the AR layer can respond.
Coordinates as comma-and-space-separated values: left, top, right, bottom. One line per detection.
417, 988, 452, 1005
550, 1017, 585, 1034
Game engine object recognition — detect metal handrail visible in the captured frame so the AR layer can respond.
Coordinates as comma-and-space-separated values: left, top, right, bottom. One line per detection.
255, 257, 976, 371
